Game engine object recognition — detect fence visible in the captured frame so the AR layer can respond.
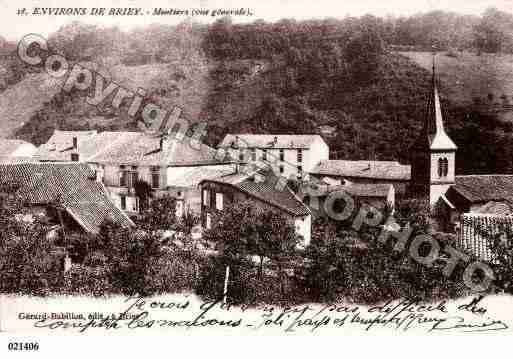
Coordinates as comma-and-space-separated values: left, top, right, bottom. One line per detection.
457, 213, 513, 262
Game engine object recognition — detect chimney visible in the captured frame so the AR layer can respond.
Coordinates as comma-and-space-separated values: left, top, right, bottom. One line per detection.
273, 136, 278, 147
160, 132, 171, 153
235, 136, 239, 148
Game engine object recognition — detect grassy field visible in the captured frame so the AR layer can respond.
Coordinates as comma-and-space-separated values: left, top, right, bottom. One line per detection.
0, 72, 63, 138
0, 58, 214, 139
399, 51, 513, 106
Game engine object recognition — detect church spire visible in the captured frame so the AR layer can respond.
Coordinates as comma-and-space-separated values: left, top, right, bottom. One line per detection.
421, 53, 457, 151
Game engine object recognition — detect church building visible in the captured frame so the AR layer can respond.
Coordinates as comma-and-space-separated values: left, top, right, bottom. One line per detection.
409, 60, 457, 206
410, 60, 513, 233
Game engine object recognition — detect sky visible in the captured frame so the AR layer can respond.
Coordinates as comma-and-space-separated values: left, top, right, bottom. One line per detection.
1, 0, 512, 41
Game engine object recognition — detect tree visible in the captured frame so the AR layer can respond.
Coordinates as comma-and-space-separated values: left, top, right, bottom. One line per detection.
134, 195, 179, 231
179, 207, 200, 237
203, 201, 300, 277
0, 189, 64, 295
394, 197, 431, 235
99, 219, 163, 296
134, 179, 154, 212
249, 209, 300, 278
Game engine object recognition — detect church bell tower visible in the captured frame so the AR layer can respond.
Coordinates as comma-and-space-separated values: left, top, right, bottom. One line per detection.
410, 56, 457, 206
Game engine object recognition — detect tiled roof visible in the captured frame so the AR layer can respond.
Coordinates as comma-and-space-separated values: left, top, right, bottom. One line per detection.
0, 156, 36, 164
36, 130, 98, 161
203, 169, 310, 217
166, 164, 236, 187
452, 175, 513, 204
0, 163, 133, 233
311, 160, 411, 181
88, 131, 224, 166
473, 201, 513, 216
343, 183, 392, 198
304, 183, 392, 198
219, 134, 324, 149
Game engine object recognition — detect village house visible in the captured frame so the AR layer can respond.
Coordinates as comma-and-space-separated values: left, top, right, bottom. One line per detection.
0, 162, 133, 234
0, 139, 37, 163
309, 160, 411, 195
302, 182, 395, 219
85, 131, 231, 215
199, 167, 312, 246
218, 134, 329, 180
36, 130, 99, 162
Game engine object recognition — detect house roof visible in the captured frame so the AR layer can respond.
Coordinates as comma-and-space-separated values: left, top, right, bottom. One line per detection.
473, 201, 513, 216
451, 175, 513, 204
0, 139, 37, 163
219, 134, 324, 149
166, 164, 236, 188
202, 169, 310, 217
344, 183, 393, 198
311, 160, 411, 181
0, 139, 33, 155
36, 130, 98, 161
88, 131, 224, 166
0, 163, 133, 233
304, 183, 392, 198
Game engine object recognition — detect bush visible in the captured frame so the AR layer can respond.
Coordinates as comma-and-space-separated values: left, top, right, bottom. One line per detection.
196, 256, 307, 306
62, 264, 113, 297
149, 249, 203, 294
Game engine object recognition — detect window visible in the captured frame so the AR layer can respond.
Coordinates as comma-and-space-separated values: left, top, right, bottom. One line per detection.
297, 165, 303, 179
120, 166, 138, 188
238, 149, 244, 162
279, 165, 284, 174
206, 214, 212, 229
120, 195, 126, 210
203, 189, 210, 207
129, 167, 138, 188
297, 149, 303, 163
72, 137, 78, 149
438, 158, 449, 177
262, 149, 267, 161
71, 153, 79, 162
279, 149, 284, 161
119, 166, 127, 187
133, 197, 139, 212
216, 193, 224, 210
251, 148, 256, 161
151, 166, 160, 189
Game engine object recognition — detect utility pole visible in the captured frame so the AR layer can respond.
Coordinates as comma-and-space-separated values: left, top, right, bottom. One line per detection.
223, 265, 230, 304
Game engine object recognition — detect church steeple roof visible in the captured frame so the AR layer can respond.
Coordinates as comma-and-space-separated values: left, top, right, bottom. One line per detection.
415, 56, 457, 151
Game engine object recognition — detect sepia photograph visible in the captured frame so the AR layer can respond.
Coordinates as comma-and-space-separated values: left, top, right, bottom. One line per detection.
1, 0, 513, 354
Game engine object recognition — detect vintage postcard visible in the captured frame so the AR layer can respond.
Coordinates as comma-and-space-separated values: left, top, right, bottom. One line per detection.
1, 0, 513, 354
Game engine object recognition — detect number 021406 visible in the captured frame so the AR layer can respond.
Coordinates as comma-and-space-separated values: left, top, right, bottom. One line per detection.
7, 342, 39, 351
